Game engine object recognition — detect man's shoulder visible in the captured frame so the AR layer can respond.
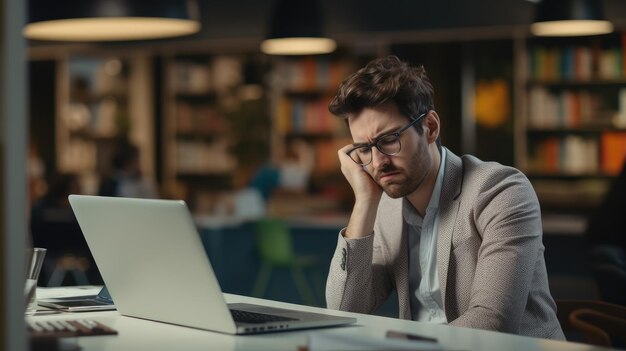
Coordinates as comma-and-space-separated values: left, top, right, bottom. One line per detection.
456, 152, 527, 182
450, 151, 537, 210
443, 149, 532, 200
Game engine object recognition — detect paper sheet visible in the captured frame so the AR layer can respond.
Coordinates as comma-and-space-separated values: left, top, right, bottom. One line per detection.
307, 332, 443, 351
37, 286, 102, 299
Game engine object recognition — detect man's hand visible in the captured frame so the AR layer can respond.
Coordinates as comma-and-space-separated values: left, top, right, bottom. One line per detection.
338, 144, 383, 203
338, 144, 383, 238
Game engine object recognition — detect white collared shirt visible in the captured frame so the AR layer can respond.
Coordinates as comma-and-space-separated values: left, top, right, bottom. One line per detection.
404, 147, 447, 324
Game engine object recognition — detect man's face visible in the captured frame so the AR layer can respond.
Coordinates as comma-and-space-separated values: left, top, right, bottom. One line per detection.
348, 103, 433, 199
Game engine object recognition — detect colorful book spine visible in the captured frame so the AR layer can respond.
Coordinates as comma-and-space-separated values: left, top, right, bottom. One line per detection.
601, 132, 626, 175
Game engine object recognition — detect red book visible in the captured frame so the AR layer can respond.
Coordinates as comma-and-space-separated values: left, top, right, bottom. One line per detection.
302, 58, 317, 90
570, 92, 581, 128
601, 132, 626, 175
544, 138, 560, 173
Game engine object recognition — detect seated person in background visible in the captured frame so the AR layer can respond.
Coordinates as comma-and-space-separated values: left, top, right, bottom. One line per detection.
30, 173, 102, 285
247, 139, 314, 201
585, 160, 626, 305
225, 140, 313, 219
99, 140, 157, 199
325, 56, 565, 339
278, 139, 314, 193
586, 160, 626, 254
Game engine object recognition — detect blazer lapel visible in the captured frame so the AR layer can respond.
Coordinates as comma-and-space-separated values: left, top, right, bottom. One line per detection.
437, 148, 463, 320
377, 193, 412, 319
383, 195, 411, 319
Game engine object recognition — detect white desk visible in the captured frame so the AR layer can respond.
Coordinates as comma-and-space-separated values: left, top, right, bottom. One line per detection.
30, 287, 608, 351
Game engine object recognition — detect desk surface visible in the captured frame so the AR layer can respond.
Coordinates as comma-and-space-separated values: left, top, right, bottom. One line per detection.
30, 287, 607, 351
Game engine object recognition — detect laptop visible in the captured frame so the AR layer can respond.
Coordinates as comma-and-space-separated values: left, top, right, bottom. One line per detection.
38, 286, 115, 312
68, 195, 356, 334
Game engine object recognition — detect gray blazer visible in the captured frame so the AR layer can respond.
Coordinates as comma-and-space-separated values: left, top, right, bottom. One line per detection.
326, 148, 565, 340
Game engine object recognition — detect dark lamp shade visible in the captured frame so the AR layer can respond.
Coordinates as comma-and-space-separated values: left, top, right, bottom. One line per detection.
531, 0, 613, 36
24, 0, 201, 41
260, 0, 336, 55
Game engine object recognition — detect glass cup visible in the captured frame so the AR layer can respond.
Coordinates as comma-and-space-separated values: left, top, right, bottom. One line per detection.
24, 247, 46, 315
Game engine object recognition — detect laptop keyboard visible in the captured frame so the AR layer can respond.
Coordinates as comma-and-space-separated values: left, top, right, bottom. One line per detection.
230, 309, 297, 324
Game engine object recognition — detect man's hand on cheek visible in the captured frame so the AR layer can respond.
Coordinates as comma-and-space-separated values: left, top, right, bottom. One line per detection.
338, 144, 383, 204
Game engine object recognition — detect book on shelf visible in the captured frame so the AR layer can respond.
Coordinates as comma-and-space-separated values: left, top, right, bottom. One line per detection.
529, 136, 599, 175
601, 132, 626, 175
277, 96, 340, 134
176, 102, 194, 133
598, 47, 624, 80
313, 137, 352, 175
529, 35, 626, 82
62, 139, 97, 172
211, 56, 243, 91
616, 88, 626, 128
528, 87, 602, 128
277, 58, 353, 92
574, 46, 593, 81
530, 46, 594, 81
176, 102, 228, 135
176, 139, 236, 174
171, 61, 212, 94
276, 98, 293, 134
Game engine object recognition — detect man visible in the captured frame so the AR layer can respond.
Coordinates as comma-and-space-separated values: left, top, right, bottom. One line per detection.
325, 56, 565, 339
585, 160, 626, 306
98, 140, 157, 199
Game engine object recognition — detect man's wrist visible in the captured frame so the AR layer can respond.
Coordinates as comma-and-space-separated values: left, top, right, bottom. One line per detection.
343, 228, 373, 239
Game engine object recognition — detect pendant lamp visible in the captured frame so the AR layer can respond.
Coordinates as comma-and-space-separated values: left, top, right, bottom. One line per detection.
530, 0, 613, 37
261, 0, 336, 55
24, 0, 201, 41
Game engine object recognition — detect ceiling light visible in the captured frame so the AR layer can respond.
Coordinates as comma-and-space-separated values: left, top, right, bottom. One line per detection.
261, 38, 336, 56
24, 0, 201, 42
261, 0, 336, 56
530, 0, 613, 37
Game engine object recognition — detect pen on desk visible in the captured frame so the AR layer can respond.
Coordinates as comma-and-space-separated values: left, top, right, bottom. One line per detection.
386, 329, 438, 343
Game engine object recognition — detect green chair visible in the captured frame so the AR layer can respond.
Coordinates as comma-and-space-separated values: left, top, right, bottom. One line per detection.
251, 218, 320, 306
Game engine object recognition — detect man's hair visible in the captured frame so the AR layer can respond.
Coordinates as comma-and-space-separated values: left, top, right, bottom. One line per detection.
328, 55, 435, 134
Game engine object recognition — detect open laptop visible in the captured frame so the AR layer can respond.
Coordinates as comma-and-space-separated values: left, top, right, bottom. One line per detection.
68, 195, 356, 334
38, 286, 115, 312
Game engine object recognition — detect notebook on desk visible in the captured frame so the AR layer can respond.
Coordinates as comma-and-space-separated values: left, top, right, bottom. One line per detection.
68, 195, 356, 335
38, 286, 115, 312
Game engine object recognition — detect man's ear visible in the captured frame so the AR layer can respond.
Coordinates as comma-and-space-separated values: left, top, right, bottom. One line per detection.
423, 111, 440, 144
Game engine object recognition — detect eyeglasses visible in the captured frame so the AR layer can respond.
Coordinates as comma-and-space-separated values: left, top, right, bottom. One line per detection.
347, 112, 427, 166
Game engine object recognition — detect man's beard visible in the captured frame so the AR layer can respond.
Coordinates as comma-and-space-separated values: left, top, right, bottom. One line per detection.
379, 168, 428, 199
374, 164, 403, 198
375, 141, 432, 199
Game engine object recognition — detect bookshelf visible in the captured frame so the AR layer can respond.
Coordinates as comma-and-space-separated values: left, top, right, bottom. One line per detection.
55, 55, 154, 195
263, 55, 377, 214
162, 54, 271, 211
521, 32, 626, 212
269, 56, 357, 180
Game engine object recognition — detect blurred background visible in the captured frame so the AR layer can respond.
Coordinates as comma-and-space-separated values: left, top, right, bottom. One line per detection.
18, 0, 626, 316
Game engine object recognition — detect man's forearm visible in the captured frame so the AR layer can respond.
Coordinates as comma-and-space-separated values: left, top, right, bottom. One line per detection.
326, 232, 392, 314
344, 199, 379, 239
